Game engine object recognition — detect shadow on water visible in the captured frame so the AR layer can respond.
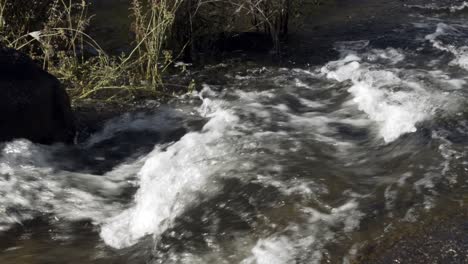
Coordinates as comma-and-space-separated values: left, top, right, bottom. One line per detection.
50, 127, 187, 175
45, 104, 210, 175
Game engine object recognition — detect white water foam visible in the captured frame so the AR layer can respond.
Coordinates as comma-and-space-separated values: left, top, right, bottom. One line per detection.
406, 2, 468, 12
321, 52, 451, 143
98, 78, 368, 250
426, 23, 468, 70
0, 140, 128, 231
100, 89, 241, 248
450, 2, 468, 12
241, 236, 296, 264
0, 106, 191, 232
240, 200, 362, 264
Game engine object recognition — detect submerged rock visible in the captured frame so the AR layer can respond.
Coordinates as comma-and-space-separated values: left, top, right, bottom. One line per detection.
0, 47, 76, 144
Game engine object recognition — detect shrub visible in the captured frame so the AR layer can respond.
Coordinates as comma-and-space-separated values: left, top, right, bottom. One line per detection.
0, 0, 307, 100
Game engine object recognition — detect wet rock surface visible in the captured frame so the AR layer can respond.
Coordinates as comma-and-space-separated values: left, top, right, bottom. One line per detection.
0, 47, 76, 144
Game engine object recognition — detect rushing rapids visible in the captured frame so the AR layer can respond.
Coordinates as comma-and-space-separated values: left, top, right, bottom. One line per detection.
3, 0, 468, 263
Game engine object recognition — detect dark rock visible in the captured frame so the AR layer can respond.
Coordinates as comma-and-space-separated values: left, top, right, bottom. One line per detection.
0, 47, 76, 144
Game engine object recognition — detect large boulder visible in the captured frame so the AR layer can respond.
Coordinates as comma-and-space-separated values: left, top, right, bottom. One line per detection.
0, 47, 76, 144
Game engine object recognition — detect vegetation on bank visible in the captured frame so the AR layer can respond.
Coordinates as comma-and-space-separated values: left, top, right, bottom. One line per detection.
0, 0, 318, 101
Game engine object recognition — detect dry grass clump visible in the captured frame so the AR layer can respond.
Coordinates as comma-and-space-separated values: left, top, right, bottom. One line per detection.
0, 0, 182, 101
0, 0, 307, 100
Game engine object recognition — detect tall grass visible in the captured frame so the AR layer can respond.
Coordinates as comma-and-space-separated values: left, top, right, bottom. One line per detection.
0, 0, 103, 71
0, 0, 183, 100
0, 0, 5, 34
0, 0, 303, 100
130, 0, 183, 87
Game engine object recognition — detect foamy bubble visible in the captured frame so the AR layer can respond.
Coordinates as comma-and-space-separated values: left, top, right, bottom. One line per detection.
100, 97, 240, 248
241, 236, 295, 264
406, 2, 468, 12
0, 140, 128, 231
237, 199, 362, 264
426, 23, 468, 71
321, 53, 454, 142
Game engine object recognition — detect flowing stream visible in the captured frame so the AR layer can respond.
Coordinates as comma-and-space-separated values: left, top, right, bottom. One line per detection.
3, 0, 468, 263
